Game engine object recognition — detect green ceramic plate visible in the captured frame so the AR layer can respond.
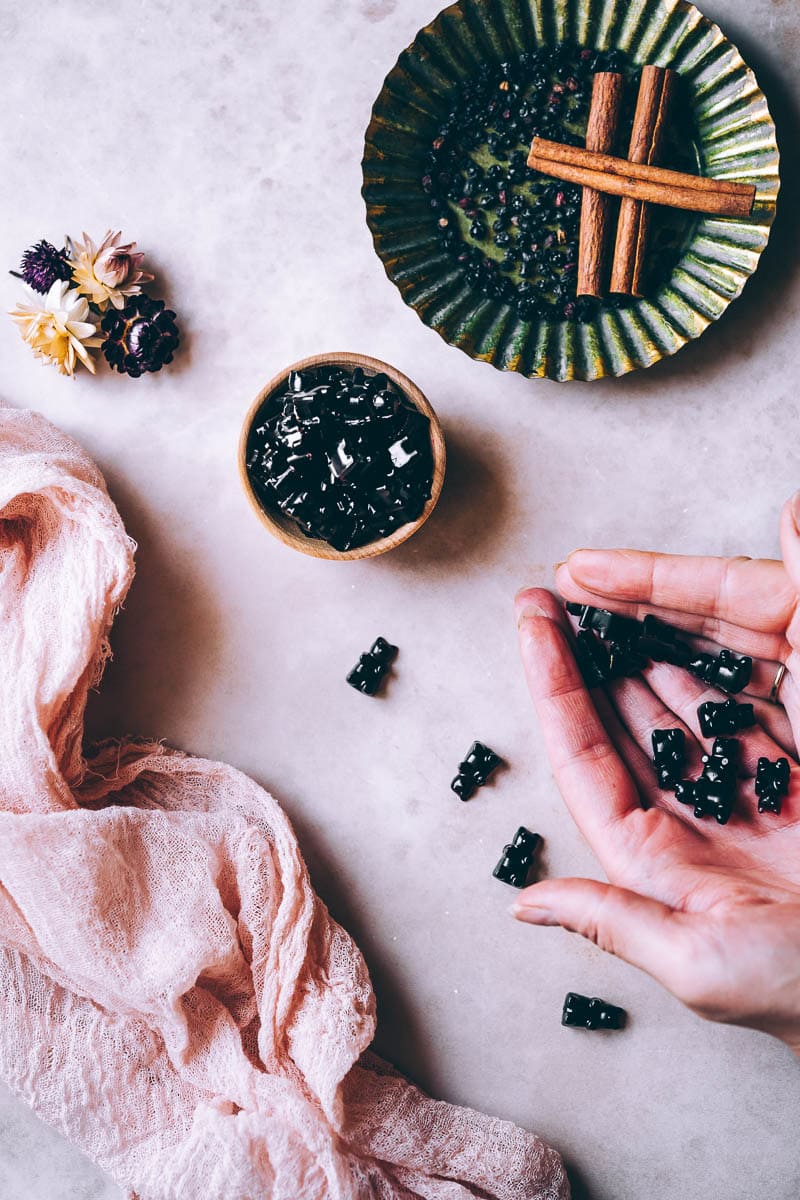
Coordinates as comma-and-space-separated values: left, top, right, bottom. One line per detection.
362, 0, 779, 381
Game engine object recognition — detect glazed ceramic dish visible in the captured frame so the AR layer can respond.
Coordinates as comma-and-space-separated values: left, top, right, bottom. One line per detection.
362, 0, 780, 381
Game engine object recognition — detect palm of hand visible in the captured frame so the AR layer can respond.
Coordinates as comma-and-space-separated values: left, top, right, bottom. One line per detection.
514, 498, 800, 1051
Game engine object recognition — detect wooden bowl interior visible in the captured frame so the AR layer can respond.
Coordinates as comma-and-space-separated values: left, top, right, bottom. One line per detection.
238, 352, 446, 561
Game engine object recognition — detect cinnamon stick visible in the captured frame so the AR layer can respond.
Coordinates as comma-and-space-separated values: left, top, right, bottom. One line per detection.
527, 141, 755, 218
611, 66, 676, 296
578, 72, 625, 298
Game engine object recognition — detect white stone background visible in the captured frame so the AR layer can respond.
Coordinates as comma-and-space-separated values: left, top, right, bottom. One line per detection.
0, 0, 799, 1197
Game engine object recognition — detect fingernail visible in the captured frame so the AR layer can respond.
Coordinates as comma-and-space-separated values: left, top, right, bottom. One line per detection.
567, 548, 615, 591
553, 560, 566, 573
515, 602, 550, 629
514, 588, 549, 614
511, 903, 557, 925
791, 491, 800, 533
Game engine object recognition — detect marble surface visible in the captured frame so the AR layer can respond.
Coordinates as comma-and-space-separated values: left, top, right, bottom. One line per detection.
1, 0, 800, 1197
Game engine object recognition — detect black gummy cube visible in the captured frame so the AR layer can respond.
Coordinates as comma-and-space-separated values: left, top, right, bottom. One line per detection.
561, 992, 626, 1031
492, 826, 541, 887
755, 756, 790, 814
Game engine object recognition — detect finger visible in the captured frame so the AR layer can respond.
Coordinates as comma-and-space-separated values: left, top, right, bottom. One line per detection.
512, 877, 689, 994
558, 580, 797, 753
744, 693, 796, 758
776, 669, 800, 760
515, 588, 641, 856
644, 661, 792, 775
592, 689, 659, 803
779, 493, 800, 601
561, 549, 794, 636
556, 563, 787, 662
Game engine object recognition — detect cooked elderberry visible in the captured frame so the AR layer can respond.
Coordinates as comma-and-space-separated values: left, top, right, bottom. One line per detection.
424, 43, 693, 321
246, 365, 434, 552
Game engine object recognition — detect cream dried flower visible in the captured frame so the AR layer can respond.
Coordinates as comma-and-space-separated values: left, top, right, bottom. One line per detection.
10, 280, 103, 376
69, 230, 154, 311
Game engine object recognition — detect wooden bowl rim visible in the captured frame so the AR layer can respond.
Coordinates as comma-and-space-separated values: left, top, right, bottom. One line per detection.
238, 351, 446, 561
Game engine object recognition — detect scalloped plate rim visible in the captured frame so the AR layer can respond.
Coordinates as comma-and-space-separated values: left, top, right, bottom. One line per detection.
361, 0, 780, 383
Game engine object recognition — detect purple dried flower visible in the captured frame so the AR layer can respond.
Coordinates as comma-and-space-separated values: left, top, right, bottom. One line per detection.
15, 240, 72, 294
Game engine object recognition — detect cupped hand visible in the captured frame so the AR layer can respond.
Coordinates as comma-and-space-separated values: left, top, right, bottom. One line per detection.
513, 493, 800, 1054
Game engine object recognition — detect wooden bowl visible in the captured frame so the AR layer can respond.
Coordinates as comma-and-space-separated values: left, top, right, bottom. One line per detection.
238, 352, 446, 561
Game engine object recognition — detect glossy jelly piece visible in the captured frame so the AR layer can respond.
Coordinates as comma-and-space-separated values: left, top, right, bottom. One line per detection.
369, 636, 398, 668
346, 654, 383, 695
675, 735, 740, 823
651, 728, 686, 790
633, 614, 690, 667
607, 641, 647, 680
492, 826, 541, 887
246, 364, 433, 551
688, 648, 753, 695
711, 737, 740, 762
755, 756, 790, 814
574, 630, 610, 687
713, 650, 753, 694
700, 748, 737, 788
675, 777, 734, 825
460, 740, 503, 784
698, 698, 755, 738
562, 992, 626, 1030
674, 778, 706, 818
346, 637, 397, 696
566, 603, 641, 645
451, 772, 477, 801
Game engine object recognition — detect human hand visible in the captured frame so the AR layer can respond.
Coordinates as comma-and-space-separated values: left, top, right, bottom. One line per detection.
513, 493, 800, 1054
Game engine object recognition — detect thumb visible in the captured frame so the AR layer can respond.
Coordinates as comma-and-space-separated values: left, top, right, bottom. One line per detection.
779, 492, 800, 596
512, 877, 687, 991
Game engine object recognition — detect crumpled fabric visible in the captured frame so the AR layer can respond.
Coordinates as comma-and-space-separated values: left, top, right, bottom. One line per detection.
0, 405, 569, 1200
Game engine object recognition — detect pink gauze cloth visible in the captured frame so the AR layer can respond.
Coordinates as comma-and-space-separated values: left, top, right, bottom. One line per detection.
0, 406, 569, 1200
